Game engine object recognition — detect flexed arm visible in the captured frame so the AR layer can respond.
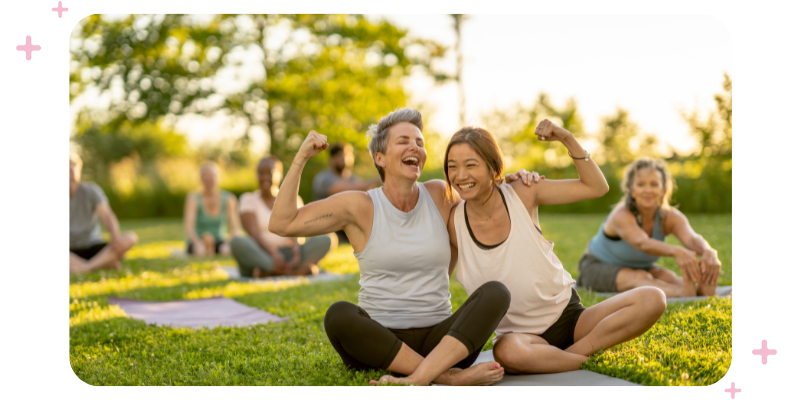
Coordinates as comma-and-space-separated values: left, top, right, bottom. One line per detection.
514, 120, 609, 210
269, 131, 364, 238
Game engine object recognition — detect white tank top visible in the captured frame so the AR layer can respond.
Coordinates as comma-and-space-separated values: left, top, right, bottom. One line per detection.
454, 183, 575, 337
355, 183, 452, 329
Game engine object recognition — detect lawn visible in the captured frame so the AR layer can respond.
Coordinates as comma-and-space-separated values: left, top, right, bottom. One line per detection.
69, 214, 731, 386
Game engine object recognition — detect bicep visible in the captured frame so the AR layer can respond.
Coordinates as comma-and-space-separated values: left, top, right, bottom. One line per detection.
610, 211, 650, 246
278, 193, 359, 237
533, 179, 601, 206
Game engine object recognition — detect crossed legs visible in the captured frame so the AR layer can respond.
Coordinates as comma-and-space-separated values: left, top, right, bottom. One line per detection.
69, 232, 138, 274
493, 287, 666, 374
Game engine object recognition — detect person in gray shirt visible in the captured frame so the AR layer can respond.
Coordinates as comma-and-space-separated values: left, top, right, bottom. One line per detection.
312, 143, 381, 243
69, 154, 138, 273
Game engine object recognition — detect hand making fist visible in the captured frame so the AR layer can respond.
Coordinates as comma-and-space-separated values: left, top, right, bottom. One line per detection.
535, 119, 571, 142
298, 130, 329, 161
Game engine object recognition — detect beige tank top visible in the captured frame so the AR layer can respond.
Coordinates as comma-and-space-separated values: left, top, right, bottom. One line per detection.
454, 183, 575, 338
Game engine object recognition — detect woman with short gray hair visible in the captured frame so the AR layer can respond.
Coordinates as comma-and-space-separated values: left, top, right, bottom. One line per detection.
269, 108, 538, 386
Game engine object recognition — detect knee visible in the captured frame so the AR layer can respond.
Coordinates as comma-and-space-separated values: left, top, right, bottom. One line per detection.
493, 342, 523, 372
229, 236, 248, 253
636, 287, 667, 318
478, 281, 511, 309
324, 301, 359, 337
124, 231, 138, 246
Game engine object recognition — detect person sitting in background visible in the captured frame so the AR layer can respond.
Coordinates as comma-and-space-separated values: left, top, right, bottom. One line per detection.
70, 153, 138, 273
312, 143, 381, 244
231, 156, 336, 278
575, 157, 722, 298
183, 162, 241, 257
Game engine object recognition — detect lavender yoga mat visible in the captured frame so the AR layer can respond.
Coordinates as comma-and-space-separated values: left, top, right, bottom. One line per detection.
108, 296, 288, 329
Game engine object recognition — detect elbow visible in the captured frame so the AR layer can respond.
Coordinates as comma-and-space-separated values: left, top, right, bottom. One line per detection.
267, 219, 284, 236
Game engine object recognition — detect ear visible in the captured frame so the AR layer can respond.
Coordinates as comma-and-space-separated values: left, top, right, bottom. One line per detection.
375, 153, 385, 167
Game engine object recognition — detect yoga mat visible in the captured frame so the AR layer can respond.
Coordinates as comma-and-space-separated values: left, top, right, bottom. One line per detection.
108, 296, 288, 329
574, 284, 732, 303
435, 351, 638, 386
219, 265, 354, 283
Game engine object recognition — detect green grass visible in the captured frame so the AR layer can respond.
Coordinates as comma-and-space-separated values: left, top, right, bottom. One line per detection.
70, 215, 731, 385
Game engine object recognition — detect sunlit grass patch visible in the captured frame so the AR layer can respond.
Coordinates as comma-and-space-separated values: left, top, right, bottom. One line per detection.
126, 241, 186, 260
70, 262, 229, 298
70, 304, 127, 327
317, 244, 359, 274
184, 277, 312, 299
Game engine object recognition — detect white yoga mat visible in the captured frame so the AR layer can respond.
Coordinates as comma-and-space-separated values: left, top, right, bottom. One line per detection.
108, 296, 288, 329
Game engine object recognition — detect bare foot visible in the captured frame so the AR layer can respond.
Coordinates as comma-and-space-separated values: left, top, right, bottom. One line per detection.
101, 260, 122, 271
680, 279, 698, 297
369, 375, 419, 386
448, 362, 505, 386
697, 283, 717, 297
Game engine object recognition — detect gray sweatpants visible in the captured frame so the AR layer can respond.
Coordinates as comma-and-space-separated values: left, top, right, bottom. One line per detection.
230, 234, 334, 277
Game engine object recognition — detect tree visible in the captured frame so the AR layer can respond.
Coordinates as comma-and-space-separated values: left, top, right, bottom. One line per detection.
70, 14, 449, 168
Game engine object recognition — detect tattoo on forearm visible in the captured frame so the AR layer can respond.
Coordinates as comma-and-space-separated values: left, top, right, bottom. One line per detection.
304, 214, 333, 225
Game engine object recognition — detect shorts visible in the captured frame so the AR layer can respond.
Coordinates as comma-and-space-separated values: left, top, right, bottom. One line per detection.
70, 242, 108, 260
537, 288, 586, 350
576, 251, 656, 293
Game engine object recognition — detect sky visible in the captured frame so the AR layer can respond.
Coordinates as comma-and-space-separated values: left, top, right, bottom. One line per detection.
379, 14, 732, 155
72, 14, 731, 157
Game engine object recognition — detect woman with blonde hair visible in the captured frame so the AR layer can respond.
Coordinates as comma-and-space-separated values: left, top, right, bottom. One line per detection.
183, 161, 241, 256
575, 158, 722, 297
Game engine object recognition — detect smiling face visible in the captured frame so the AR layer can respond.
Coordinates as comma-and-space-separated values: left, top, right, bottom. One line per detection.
375, 122, 427, 182
257, 158, 283, 193
447, 143, 495, 201
630, 168, 666, 209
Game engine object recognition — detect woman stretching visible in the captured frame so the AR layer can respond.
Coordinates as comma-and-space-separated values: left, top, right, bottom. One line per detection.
444, 122, 667, 374
575, 158, 722, 297
269, 108, 536, 385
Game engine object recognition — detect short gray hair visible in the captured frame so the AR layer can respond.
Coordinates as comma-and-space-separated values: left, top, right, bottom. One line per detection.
366, 108, 423, 181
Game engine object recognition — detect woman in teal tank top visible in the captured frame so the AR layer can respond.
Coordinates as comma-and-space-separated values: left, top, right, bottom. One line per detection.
575, 158, 722, 298
183, 162, 241, 256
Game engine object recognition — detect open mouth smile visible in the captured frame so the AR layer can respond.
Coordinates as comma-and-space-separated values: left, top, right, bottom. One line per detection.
402, 156, 420, 167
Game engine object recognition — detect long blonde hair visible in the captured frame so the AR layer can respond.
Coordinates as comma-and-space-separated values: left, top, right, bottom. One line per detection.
619, 158, 675, 225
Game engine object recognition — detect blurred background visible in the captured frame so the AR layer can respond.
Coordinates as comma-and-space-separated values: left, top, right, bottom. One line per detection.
69, 14, 731, 219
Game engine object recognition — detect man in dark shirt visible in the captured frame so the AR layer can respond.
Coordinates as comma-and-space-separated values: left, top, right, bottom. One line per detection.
311, 143, 380, 243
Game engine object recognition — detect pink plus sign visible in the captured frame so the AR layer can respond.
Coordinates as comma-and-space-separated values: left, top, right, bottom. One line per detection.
16, 36, 41, 60
725, 382, 741, 399
52, 2, 68, 18
752, 339, 777, 364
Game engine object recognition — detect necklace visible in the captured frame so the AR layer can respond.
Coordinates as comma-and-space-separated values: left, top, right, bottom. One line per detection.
468, 188, 499, 221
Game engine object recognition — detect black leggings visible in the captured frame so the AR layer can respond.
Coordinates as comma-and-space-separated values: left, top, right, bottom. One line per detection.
324, 281, 511, 371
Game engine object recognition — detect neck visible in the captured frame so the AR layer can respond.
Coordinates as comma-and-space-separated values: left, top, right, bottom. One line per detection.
382, 175, 419, 212
637, 204, 658, 221
467, 186, 498, 217
69, 182, 79, 196
338, 168, 351, 179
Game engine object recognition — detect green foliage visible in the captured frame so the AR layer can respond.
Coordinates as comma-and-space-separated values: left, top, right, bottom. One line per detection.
71, 14, 448, 207
70, 216, 731, 385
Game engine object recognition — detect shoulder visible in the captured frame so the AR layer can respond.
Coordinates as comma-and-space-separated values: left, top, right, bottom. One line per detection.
423, 179, 451, 202
662, 207, 688, 231
608, 203, 635, 225
81, 182, 105, 196
508, 180, 534, 208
